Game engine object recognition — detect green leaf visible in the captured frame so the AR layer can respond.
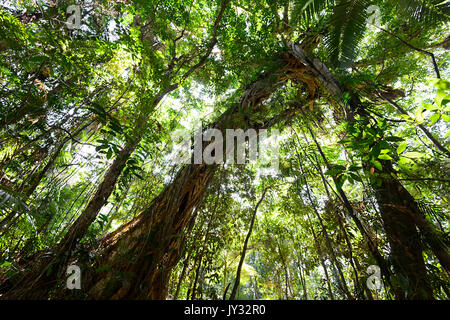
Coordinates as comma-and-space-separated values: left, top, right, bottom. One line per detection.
378, 154, 393, 160
442, 114, 450, 122
348, 172, 362, 182
423, 103, 438, 111
371, 142, 382, 158
435, 89, 448, 107
397, 142, 407, 155
385, 136, 403, 143
325, 169, 342, 176
335, 176, 346, 190
372, 160, 382, 171
414, 107, 424, 123
432, 79, 450, 91
428, 113, 440, 125
403, 152, 423, 159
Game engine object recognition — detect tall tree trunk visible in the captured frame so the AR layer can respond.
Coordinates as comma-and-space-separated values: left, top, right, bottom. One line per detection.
190, 254, 204, 300
173, 252, 192, 300
297, 124, 364, 299
294, 134, 353, 299
304, 208, 335, 300
371, 163, 434, 299
77, 68, 289, 300
229, 188, 267, 300
304, 124, 393, 290
289, 44, 437, 299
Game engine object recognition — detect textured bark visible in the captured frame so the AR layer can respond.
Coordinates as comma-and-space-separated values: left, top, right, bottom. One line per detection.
289, 44, 436, 299
77, 67, 292, 300
0, 138, 141, 299
372, 166, 434, 299
83, 163, 216, 299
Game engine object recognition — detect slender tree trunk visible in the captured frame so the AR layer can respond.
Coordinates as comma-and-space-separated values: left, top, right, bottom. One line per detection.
305, 125, 393, 289
173, 252, 192, 300
190, 255, 203, 300
276, 240, 293, 299
229, 188, 267, 300
304, 209, 334, 300
289, 44, 437, 299
24, 120, 93, 196
294, 135, 353, 299
299, 124, 364, 299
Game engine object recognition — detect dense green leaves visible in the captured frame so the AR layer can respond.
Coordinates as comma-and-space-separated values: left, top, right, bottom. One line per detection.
0, 0, 449, 301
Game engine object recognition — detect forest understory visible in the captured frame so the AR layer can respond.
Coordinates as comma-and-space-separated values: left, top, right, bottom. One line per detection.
0, 0, 449, 300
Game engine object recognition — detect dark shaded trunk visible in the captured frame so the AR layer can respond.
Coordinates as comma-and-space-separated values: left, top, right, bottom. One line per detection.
289, 44, 436, 299
301, 123, 393, 295
190, 255, 204, 300
371, 164, 434, 299
173, 252, 191, 300
84, 163, 216, 299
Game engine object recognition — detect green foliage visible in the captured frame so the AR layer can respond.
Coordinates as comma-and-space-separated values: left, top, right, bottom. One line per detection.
0, 0, 449, 301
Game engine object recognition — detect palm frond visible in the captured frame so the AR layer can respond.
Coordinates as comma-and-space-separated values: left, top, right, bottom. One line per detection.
293, 0, 335, 26
339, 0, 368, 66
324, 0, 369, 67
396, 0, 450, 24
